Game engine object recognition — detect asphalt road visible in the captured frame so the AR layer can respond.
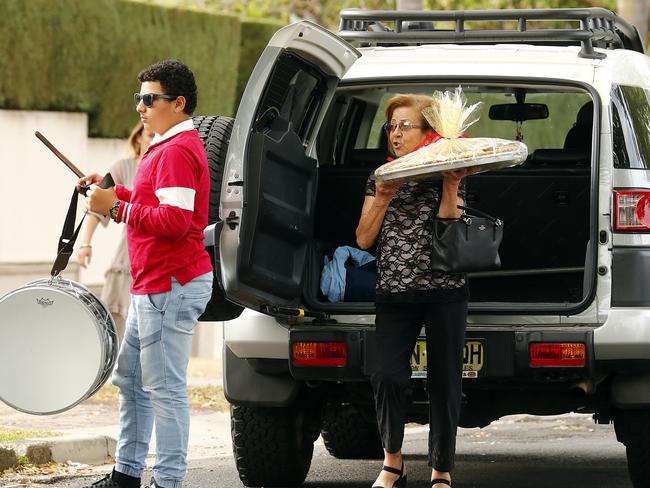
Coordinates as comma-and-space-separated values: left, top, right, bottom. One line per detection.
29, 414, 632, 488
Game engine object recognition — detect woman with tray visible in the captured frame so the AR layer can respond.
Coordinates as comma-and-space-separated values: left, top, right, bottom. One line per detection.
356, 93, 472, 488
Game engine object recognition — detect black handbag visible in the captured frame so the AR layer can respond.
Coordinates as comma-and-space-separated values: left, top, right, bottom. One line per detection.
430, 205, 503, 273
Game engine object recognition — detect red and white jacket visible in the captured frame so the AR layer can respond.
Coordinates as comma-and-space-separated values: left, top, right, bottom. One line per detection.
114, 119, 212, 294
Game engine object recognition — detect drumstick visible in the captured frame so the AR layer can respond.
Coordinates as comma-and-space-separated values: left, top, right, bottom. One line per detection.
35, 131, 85, 178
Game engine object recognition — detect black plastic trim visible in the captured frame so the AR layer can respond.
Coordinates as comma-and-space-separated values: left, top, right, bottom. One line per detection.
287, 325, 596, 383
596, 359, 650, 374
611, 372, 650, 408
223, 346, 299, 407
611, 247, 650, 306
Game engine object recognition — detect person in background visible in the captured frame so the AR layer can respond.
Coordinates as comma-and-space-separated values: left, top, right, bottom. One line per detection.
80, 59, 213, 488
76, 121, 154, 344
356, 94, 472, 488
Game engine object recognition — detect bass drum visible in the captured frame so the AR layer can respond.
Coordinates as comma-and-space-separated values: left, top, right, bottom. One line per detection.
0, 277, 117, 415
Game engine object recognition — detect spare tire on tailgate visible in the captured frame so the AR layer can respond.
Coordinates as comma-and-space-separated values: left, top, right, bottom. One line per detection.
193, 115, 234, 224
193, 115, 242, 322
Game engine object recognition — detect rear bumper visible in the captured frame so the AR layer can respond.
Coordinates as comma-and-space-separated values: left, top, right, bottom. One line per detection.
594, 308, 650, 362
289, 325, 596, 383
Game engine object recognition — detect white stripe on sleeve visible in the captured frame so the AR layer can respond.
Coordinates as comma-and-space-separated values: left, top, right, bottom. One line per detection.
125, 203, 133, 224
155, 187, 196, 211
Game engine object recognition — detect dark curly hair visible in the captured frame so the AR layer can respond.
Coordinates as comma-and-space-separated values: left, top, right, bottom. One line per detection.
138, 59, 197, 115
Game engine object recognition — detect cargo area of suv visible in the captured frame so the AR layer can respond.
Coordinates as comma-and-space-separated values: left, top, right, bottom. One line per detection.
306, 83, 596, 313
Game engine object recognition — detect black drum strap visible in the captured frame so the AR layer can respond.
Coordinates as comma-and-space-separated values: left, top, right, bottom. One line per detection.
51, 189, 86, 277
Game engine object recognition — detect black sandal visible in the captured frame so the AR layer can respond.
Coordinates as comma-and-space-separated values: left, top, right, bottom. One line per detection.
431, 479, 451, 487
372, 463, 407, 488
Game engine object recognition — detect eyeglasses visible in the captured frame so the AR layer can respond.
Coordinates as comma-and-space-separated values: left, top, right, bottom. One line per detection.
384, 120, 424, 134
134, 93, 179, 108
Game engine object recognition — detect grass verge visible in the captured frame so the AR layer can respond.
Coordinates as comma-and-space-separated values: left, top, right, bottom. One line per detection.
0, 427, 61, 443
83, 384, 229, 412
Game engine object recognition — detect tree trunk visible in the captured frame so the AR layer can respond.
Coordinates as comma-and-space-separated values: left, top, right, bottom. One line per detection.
617, 0, 649, 45
396, 0, 424, 10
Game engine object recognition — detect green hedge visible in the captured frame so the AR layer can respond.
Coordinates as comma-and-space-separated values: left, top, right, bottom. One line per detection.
0, 0, 241, 137
237, 18, 285, 105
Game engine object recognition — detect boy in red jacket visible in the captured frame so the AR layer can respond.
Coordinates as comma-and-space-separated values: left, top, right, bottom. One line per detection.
81, 60, 213, 488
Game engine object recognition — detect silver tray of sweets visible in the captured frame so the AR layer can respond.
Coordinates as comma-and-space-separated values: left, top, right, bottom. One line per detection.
375, 137, 529, 182
375, 149, 527, 182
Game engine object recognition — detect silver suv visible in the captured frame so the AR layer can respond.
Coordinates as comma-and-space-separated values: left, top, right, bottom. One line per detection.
196, 8, 650, 487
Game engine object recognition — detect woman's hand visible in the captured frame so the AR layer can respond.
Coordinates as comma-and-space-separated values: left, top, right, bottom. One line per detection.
375, 179, 402, 206
438, 167, 478, 220
76, 246, 92, 269
441, 167, 478, 186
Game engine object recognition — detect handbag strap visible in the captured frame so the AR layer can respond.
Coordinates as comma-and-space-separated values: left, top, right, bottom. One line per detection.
432, 206, 502, 229
456, 205, 502, 224
50, 189, 86, 277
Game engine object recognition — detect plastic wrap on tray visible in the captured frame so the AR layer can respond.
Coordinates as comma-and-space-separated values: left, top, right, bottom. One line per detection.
375, 87, 528, 183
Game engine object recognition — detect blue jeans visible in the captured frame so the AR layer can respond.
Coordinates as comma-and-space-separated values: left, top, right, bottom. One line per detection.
112, 273, 212, 488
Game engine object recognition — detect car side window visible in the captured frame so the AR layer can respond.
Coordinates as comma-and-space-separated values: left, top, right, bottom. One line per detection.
359, 93, 395, 150
611, 85, 650, 169
612, 101, 630, 168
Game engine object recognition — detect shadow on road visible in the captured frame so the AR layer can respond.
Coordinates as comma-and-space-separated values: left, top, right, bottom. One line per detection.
303, 451, 631, 488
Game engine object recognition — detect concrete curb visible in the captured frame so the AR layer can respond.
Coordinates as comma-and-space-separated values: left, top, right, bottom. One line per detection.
23, 435, 116, 465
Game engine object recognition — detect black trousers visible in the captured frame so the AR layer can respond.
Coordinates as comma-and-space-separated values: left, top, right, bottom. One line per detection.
371, 297, 468, 471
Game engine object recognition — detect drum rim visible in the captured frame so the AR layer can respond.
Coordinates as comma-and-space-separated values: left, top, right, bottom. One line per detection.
0, 391, 92, 416
0, 278, 117, 415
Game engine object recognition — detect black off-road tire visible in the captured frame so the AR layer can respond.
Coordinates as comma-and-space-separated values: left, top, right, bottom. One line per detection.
192, 115, 234, 225
193, 115, 242, 321
616, 409, 650, 488
231, 403, 320, 487
321, 403, 383, 459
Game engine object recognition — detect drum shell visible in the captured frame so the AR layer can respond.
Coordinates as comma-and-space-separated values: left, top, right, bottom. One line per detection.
0, 278, 117, 415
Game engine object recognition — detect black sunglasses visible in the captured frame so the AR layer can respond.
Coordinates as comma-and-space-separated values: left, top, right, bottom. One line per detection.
134, 92, 179, 107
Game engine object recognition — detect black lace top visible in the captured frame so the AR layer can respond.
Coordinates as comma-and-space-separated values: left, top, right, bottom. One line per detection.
366, 176, 467, 301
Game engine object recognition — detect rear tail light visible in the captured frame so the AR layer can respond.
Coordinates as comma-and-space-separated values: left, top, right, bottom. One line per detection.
292, 342, 347, 366
529, 342, 586, 367
613, 190, 650, 231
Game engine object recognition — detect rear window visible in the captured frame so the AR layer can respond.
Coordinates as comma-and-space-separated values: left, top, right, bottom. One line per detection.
321, 83, 592, 168
611, 84, 650, 169
254, 52, 325, 142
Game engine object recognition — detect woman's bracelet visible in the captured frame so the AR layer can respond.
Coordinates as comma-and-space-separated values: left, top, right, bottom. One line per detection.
79, 244, 92, 249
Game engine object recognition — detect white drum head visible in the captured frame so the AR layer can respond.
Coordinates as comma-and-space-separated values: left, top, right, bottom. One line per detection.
0, 285, 104, 414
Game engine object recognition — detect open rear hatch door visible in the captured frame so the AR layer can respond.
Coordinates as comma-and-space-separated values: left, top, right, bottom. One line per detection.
219, 21, 360, 316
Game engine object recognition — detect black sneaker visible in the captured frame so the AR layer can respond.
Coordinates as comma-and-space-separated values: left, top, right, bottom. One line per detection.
85, 469, 141, 488
147, 477, 166, 488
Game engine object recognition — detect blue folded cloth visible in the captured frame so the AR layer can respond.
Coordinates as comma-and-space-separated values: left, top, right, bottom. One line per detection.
320, 246, 376, 303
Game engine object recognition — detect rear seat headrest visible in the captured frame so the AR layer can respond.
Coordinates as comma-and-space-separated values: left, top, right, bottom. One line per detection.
350, 148, 388, 168
523, 100, 594, 167
348, 124, 390, 168
576, 100, 594, 127
530, 148, 590, 166
564, 100, 593, 151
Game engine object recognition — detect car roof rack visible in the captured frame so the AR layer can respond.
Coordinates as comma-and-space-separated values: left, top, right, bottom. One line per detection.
338, 8, 644, 59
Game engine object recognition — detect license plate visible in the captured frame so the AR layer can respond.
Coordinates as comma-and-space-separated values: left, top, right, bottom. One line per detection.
411, 339, 485, 379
